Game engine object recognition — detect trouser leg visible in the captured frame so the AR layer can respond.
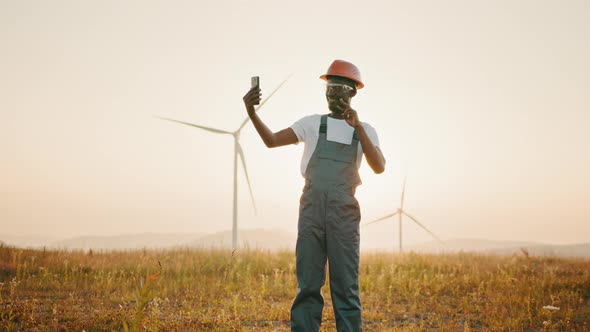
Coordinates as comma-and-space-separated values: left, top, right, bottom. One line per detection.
327, 192, 362, 332
291, 190, 327, 332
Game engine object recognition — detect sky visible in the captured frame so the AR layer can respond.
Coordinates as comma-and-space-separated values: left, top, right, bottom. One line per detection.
1, 0, 589, 248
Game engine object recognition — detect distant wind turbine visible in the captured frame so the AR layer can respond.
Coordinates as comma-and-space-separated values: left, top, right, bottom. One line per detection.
155, 75, 292, 250
364, 177, 445, 252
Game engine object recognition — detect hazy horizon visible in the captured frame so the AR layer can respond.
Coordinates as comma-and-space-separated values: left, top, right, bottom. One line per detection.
1, 227, 588, 251
1, 1, 589, 246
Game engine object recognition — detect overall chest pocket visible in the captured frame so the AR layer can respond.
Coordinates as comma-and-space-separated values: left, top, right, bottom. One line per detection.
318, 142, 357, 163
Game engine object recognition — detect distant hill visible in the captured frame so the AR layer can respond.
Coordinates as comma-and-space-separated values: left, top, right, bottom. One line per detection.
488, 243, 590, 259
405, 238, 541, 252
189, 229, 296, 251
8, 231, 589, 258
0, 234, 64, 248
50, 233, 205, 250
49, 230, 296, 251
404, 238, 590, 259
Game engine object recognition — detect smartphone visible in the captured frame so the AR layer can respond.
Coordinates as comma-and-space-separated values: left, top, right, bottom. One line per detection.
251, 76, 260, 105
251, 76, 259, 89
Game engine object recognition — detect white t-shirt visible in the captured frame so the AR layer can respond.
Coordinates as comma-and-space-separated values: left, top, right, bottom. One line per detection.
290, 114, 381, 177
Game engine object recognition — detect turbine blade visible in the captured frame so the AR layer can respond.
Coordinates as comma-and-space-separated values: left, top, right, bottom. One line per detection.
154, 115, 232, 135
401, 211, 446, 246
237, 73, 294, 131
400, 176, 406, 210
236, 142, 257, 214
362, 212, 399, 227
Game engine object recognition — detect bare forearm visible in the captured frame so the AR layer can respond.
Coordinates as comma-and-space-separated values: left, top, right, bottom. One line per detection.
248, 111, 275, 148
243, 87, 298, 148
355, 125, 385, 174
243, 87, 276, 148
338, 99, 385, 174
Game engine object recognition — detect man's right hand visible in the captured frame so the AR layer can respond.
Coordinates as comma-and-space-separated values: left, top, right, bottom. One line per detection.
243, 87, 261, 116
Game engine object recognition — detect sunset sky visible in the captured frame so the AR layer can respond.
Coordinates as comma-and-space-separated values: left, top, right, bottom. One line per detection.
1, 0, 589, 248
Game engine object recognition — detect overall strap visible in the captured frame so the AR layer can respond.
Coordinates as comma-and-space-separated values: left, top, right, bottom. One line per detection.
319, 114, 328, 134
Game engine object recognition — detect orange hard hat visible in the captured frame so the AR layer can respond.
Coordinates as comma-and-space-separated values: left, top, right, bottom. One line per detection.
320, 60, 364, 89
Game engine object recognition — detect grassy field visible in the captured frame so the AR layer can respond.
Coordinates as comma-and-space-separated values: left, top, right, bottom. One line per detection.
1, 244, 589, 331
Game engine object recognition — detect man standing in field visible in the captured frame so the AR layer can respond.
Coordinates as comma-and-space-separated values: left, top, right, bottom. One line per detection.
243, 60, 385, 332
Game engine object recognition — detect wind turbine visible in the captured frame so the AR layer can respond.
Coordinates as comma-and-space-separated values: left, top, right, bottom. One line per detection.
364, 177, 445, 252
155, 75, 291, 250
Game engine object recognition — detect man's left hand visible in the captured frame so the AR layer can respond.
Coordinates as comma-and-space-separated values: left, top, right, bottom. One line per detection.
339, 98, 361, 128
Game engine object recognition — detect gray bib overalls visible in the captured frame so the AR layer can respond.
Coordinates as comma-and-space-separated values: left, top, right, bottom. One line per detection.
290, 114, 362, 332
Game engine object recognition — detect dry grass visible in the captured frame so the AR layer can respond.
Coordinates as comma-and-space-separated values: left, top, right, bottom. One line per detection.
0, 244, 589, 331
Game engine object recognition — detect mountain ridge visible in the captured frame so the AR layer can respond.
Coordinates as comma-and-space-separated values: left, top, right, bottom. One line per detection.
2, 232, 589, 258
